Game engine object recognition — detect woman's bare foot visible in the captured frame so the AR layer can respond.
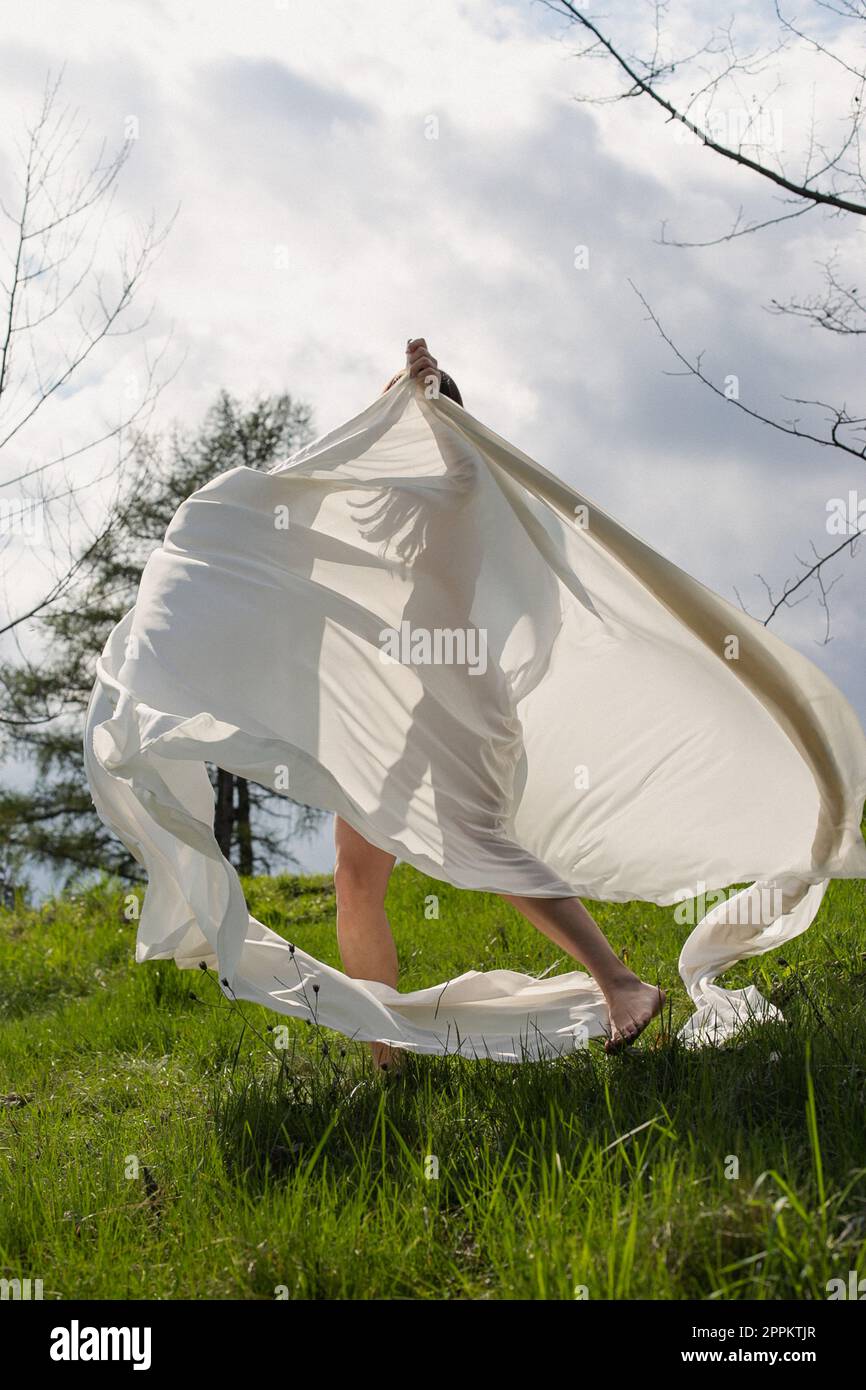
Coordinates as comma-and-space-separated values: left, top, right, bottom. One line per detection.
603, 976, 666, 1054
500, 894, 668, 1058
370, 1040, 406, 1073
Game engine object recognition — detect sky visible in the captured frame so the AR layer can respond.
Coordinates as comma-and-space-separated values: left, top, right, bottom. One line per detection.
1, 0, 864, 884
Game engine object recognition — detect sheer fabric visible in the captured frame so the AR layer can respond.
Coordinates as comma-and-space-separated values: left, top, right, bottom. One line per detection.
84, 373, 866, 1059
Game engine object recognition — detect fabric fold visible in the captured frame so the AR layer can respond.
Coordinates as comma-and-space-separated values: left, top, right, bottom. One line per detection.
83, 373, 866, 1060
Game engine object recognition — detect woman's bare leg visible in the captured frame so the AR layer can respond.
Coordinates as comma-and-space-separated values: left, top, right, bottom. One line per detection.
333, 816, 403, 1071
332, 817, 662, 1059
501, 893, 666, 1052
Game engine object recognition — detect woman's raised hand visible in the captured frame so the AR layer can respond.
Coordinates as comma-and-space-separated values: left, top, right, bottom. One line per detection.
406, 337, 441, 392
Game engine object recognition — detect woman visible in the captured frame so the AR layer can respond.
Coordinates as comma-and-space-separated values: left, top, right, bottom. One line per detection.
334, 338, 665, 1070
84, 335, 866, 1066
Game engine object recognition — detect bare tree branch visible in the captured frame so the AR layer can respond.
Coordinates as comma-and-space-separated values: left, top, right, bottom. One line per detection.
735, 528, 862, 629
629, 279, 866, 460
542, 0, 866, 215
0, 68, 178, 638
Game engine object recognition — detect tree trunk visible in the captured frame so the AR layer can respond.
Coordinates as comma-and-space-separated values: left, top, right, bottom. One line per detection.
213, 770, 253, 876
236, 775, 253, 876
214, 768, 234, 860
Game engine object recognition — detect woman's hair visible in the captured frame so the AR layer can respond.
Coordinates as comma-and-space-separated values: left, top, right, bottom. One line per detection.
438, 372, 463, 406
380, 369, 463, 406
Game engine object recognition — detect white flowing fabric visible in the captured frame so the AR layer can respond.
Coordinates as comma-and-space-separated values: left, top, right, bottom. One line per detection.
84, 372, 866, 1061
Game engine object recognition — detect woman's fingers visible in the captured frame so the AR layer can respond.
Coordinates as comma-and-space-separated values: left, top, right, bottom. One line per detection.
402, 338, 444, 393
407, 338, 434, 364
406, 340, 439, 381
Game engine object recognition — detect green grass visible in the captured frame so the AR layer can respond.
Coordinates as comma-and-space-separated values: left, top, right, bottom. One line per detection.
1, 864, 865, 1300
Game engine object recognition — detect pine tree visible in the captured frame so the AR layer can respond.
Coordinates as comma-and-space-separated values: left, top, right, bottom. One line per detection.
0, 388, 322, 891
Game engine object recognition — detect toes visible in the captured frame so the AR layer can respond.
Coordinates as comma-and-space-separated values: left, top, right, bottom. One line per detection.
605, 1016, 649, 1054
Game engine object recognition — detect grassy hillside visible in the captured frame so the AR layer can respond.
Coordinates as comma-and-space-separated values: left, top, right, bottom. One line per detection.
1, 864, 865, 1300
